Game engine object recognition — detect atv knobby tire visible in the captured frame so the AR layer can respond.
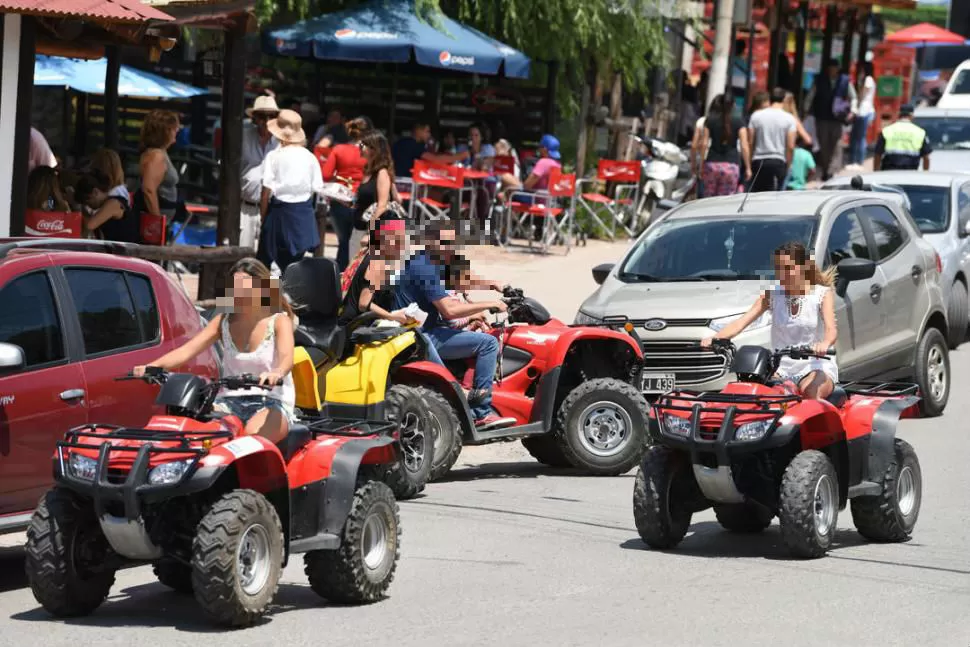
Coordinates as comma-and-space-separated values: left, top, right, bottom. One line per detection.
633, 446, 693, 549
555, 378, 649, 475
915, 327, 949, 417
425, 389, 463, 482
521, 436, 572, 468
25, 488, 116, 617
304, 481, 400, 604
153, 558, 193, 594
713, 503, 773, 533
851, 439, 922, 542
384, 385, 434, 498
779, 450, 839, 559
192, 489, 284, 627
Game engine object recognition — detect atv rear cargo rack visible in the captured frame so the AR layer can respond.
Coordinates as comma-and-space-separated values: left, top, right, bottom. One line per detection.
840, 381, 920, 398
302, 417, 398, 438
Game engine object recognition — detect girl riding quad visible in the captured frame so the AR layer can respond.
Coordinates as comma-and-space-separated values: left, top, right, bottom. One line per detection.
133, 257, 296, 443
702, 241, 838, 399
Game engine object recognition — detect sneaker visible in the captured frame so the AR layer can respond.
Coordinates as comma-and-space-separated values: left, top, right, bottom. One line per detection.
474, 413, 517, 430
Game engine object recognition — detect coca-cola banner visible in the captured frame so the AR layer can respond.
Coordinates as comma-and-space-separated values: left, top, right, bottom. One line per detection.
24, 210, 83, 238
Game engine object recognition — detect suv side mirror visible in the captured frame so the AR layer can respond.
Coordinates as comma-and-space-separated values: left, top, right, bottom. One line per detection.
0, 342, 25, 374
592, 263, 614, 285
835, 258, 876, 297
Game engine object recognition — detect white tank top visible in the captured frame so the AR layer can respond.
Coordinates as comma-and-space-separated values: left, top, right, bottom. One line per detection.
220, 312, 296, 409
769, 285, 839, 382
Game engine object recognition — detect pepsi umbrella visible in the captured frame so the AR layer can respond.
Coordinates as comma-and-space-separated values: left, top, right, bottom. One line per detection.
34, 55, 208, 98
264, 0, 530, 79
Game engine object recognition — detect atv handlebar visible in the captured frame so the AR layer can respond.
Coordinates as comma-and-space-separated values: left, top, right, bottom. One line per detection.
703, 339, 836, 359
118, 369, 283, 389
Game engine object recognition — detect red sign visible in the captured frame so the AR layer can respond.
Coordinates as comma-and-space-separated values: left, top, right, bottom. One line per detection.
140, 212, 167, 246
412, 160, 464, 190
24, 210, 82, 238
471, 87, 524, 114
549, 170, 576, 197
493, 155, 516, 175
597, 160, 640, 184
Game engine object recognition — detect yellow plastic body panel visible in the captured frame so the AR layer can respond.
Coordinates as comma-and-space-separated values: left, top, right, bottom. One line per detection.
324, 331, 417, 406
291, 346, 323, 411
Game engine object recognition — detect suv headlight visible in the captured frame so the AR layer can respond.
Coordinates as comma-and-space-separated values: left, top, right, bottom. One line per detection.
663, 414, 691, 436
710, 311, 771, 333
735, 420, 773, 441
148, 459, 194, 485
69, 453, 97, 480
574, 310, 604, 326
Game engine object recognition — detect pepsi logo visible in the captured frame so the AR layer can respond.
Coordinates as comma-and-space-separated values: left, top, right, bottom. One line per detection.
438, 51, 475, 66
334, 29, 397, 40
335, 29, 355, 38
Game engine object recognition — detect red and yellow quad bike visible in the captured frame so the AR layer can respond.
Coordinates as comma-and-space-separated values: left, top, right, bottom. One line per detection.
25, 369, 401, 627
633, 340, 923, 559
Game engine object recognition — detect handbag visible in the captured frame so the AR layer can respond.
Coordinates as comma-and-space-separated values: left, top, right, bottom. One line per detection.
320, 182, 355, 205
361, 199, 407, 224
832, 74, 852, 124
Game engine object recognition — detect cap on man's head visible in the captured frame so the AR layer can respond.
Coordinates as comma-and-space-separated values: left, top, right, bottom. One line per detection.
539, 134, 561, 160
899, 104, 915, 117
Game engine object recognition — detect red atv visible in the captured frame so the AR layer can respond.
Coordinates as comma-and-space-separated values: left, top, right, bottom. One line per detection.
394, 287, 651, 479
24, 368, 402, 627
633, 340, 923, 558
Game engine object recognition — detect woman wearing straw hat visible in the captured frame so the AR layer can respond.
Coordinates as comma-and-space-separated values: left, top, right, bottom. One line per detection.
257, 109, 324, 273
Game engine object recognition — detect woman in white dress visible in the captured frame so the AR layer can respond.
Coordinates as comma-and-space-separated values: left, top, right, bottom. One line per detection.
702, 241, 839, 399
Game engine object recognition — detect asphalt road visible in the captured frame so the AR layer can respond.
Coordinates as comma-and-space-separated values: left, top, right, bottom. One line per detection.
0, 241, 968, 646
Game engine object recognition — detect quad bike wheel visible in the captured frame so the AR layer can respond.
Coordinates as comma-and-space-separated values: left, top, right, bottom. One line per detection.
304, 481, 400, 603
946, 280, 968, 349
424, 389, 463, 482
192, 489, 284, 627
850, 439, 922, 542
915, 327, 949, 417
778, 450, 839, 559
555, 378, 649, 475
153, 558, 193, 594
633, 446, 693, 549
25, 487, 116, 617
713, 503, 774, 533
384, 385, 435, 498
521, 436, 572, 468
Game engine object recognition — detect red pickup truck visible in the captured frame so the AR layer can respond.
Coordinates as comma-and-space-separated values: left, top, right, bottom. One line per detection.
0, 240, 219, 533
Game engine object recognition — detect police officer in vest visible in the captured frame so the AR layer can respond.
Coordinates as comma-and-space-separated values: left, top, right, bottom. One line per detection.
874, 104, 932, 171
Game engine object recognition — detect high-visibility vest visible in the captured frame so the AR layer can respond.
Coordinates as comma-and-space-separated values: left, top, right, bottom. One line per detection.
881, 120, 927, 160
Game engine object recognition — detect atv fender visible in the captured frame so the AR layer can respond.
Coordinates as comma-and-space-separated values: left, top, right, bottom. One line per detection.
394, 361, 478, 441
201, 435, 289, 492
861, 396, 921, 486
546, 327, 644, 370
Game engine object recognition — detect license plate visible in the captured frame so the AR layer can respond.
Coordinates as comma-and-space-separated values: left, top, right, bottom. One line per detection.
641, 372, 676, 394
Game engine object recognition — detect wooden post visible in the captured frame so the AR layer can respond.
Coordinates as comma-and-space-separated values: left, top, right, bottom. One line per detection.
544, 60, 559, 134
842, 9, 857, 73
857, 11, 869, 70
793, 2, 808, 111
217, 19, 246, 247
767, 2, 784, 92
821, 5, 836, 66
104, 45, 121, 149
9, 15, 35, 237
608, 71, 623, 159
574, 60, 594, 178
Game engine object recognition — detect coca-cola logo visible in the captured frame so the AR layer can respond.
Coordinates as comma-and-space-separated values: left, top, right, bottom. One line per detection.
419, 168, 453, 181
37, 219, 65, 231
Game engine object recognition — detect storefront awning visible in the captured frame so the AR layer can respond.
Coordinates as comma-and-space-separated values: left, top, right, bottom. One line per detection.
0, 0, 173, 23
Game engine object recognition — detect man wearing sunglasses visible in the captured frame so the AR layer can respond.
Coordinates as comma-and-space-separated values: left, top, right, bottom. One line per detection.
241, 95, 281, 249
393, 219, 515, 430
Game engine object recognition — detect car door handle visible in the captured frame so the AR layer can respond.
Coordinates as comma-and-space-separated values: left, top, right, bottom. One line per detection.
59, 389, 85, 402
870, 284, 882, 301
911, 265, 923, 280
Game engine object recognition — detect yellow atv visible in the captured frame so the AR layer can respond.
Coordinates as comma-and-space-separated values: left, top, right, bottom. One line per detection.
284, 257, 437, 499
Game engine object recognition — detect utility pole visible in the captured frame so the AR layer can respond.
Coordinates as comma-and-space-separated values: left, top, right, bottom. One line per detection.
706, 0, 737, 112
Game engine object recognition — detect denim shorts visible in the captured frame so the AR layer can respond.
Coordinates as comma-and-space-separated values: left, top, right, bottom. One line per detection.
213, 395, 293, 425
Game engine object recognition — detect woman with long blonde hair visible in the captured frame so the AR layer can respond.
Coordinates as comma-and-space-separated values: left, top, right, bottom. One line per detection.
703, 241, 838, 399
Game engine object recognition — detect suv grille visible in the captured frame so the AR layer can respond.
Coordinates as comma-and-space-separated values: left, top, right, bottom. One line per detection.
640, 340, 729, 385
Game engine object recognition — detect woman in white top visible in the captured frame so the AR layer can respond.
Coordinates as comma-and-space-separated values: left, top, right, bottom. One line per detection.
133, 258, 296, 444
849, 62, 876, 167
702, 241, 839, 400
257, 109, 324, 273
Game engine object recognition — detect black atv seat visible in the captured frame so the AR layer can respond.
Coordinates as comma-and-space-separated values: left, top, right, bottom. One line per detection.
825, 386, 848, 409
276, 423, 313, 462
285, 258, 346, 361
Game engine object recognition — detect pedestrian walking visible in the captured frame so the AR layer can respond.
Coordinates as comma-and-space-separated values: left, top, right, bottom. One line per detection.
805, 58, 856, 180
322, 116, 371, 271
700, 94, 750, 196
873, 104, 932, 171
848, 62, 876, 169
745, 88, 796, 192
257, 109, 323, 274
241, 95, 281, 250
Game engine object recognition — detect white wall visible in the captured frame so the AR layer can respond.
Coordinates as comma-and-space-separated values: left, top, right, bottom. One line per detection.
0, 14, 22, 238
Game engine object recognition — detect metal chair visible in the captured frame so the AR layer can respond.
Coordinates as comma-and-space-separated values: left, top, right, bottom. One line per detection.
410, 160, 471, 226
576, 159, 641, 239
505, 169, 577, 254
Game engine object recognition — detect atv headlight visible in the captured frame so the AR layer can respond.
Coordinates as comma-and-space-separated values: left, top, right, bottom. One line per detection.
735, 420, 773, 442
663, 414, 692, 436
148, 459, 194, 486
710, 311, 771, 333
574, 310, 604, 326
69, 453, 97, 480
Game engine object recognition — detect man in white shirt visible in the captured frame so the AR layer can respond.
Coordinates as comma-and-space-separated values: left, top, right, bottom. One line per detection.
241, 95, 280, 249
28, 127, 57, 174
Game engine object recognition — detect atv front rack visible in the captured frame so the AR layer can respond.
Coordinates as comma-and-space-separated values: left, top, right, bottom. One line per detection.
303, 417, 398, 438
840, 381, 920, 398
653, 390, 801, 440
62, 423, 234, 450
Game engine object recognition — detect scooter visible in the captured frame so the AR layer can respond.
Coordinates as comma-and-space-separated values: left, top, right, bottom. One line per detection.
630, 134, 695, 233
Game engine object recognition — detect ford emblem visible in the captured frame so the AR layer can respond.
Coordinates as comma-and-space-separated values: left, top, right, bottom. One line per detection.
643, 318, 667, 331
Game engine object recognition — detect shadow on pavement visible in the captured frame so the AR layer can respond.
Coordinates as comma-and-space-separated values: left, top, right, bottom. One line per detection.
439, 461, 633, 483
10, 581, 342, 632
0, 549, 28, 593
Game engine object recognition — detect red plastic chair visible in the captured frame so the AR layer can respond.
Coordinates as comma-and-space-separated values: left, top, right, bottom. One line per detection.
505, 168, 576, 254
576, 160, 641, 238
411, 160, 472, 224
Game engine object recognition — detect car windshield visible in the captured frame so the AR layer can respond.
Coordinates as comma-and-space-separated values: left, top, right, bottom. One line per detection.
619, 216, 818, 282
895, 185, 950, 233
912, 116, 970, 150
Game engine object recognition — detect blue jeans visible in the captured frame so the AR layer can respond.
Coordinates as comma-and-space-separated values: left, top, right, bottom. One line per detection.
417, 331, 444, 366
329, 202, 355, 271
426, 327, 498, 420
850, 114, 872, 165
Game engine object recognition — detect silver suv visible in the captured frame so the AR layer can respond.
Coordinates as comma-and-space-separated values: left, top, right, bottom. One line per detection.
576, 191, 951, 416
